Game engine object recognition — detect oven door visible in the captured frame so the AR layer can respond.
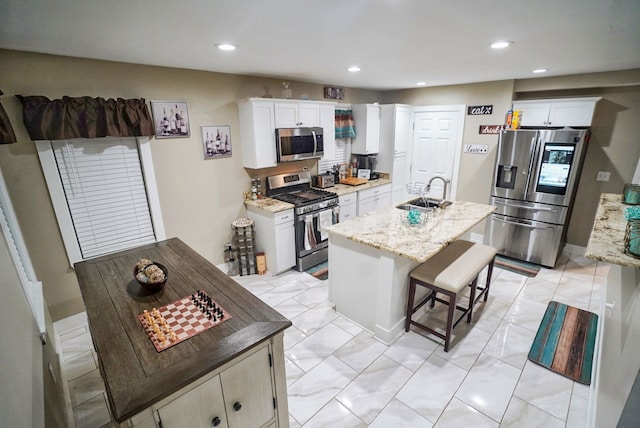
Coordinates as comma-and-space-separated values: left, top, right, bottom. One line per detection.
294, 206, 339, 271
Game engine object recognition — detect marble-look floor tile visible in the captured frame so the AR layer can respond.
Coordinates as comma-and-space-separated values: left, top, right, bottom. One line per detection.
287, 355, 357, 425
483, 321, 536, 369
283, 325, 307, 350
335, 355, 413, 424
302, 399, 366, 428
293, 282, 328, 308
331, 315, 364, 336
468, 298, 511, 336
396, 353, 468, 423
434, 397, 499, 428
454, 353, 521, 422
285, 357, 305, 386
291, 305, 339, 336
433, 324, 492, 371
62, 331, 94, 361
519, 276, 559, 303
334, 330, 389, 372
274, 298, 309, 320
257, 280, 308, 307
69, 369, 106, 407
489, 274, 528, 306
502, 296, 549, 332
566, 383, 589, 428
383, 331, 438, 371
368, 398, 433, 428
286, 323, 353, 372
73, 393, 112, 428
514, 361, 573, 420
64, 350, 98, 382
501, 396, 565, 428
60, 324, 88, 343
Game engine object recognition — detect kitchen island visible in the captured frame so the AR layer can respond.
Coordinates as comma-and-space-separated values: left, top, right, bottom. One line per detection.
326, 199, 495, 344
584, 193, 640, 427
73, 238, 291, 427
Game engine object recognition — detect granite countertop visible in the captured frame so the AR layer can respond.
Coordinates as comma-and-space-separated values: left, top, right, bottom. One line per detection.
244, 178, 392, 213
326, 199, 495, 263
585, 193, 640, 269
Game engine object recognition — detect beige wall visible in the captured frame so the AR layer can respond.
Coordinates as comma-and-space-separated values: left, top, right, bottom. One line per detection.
1, 48, 638, 321
0, 49, 380, 320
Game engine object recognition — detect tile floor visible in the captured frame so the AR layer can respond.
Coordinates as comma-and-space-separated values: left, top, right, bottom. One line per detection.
57, 249, 606, 427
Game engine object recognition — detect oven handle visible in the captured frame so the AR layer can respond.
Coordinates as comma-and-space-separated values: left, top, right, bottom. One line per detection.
492, 215, 556, 231
312, 130, 317, 157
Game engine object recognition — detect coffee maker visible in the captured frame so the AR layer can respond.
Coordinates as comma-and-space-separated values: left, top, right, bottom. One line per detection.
356, 154, 379, 179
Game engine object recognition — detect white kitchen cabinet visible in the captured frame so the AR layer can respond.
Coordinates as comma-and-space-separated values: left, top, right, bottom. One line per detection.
246, 207, 295, 275
238, 99, 277, 169
512, 97, 600, 127
351, 104, 380, 154
150, 341, 280, 428
319, 103, 336, 160
338, 193, 357, 222
377, 104, 413, 203
357, 184, 391, 216
274, 101, 320, 128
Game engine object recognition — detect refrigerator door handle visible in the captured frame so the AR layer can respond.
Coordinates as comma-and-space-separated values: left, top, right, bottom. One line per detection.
493, 199, 560, 213
523, 136, 538, 197
492, 215, 556, 231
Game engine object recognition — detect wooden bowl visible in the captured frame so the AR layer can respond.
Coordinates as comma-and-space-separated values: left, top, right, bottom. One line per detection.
134, 262, 168, 292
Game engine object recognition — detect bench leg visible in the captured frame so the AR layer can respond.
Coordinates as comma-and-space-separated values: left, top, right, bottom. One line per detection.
484, 258, 495, 302
444, 292, 456, 352
467, 276, 478, 323
405, 279, 417, 332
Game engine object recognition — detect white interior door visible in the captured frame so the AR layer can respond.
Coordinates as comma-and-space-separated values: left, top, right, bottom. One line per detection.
410, 105, 464, 200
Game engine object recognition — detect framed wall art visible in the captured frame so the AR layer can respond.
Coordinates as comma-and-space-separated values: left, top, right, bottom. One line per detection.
151, 101, 190, 138
201, 125, 232, 159
324, 87, 344, 100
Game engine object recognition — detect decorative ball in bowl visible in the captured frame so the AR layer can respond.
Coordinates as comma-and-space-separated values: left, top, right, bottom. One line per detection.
134, 259, 168, 292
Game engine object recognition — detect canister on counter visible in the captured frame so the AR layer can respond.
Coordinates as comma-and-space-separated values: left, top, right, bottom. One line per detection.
623, 183, 640, 205
256, 252, 266, 275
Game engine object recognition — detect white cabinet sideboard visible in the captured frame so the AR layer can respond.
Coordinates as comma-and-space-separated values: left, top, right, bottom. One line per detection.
338, 193, 357, 222
246, 207, 295, 276
351, 104, 381, 154
357, 184, 392, 216
512, 97, 601, 128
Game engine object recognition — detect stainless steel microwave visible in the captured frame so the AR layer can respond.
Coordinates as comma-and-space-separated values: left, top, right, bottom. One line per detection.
276, 127, 324, 162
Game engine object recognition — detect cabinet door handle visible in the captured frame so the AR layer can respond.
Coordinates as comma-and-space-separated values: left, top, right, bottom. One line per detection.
211, 416, 222, 426
233, 401, 242, 412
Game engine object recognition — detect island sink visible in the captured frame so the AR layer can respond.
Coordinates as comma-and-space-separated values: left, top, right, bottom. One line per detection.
396, 197, 451, 212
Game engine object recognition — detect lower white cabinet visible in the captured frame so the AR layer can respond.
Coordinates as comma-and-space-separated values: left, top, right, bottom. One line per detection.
338, 193, 357, 221
246, 207, 295, 275
357, 184, 392, 216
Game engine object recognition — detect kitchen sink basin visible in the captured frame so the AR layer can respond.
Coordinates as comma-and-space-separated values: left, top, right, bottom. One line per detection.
396, 198, 451, 211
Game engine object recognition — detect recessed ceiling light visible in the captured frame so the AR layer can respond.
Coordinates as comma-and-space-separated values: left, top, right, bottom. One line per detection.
215, 43, 237, 51
532, 68, 548, 74
416, 81, 427, 86
490, 41, 513, 49
347, 66, 361, 73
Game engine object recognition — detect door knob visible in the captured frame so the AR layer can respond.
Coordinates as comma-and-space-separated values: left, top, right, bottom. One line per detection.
211, 416, 222, 426
233, 401, 242, 412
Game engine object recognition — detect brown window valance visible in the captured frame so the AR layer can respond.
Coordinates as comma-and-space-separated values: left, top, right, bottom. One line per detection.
15, 95, 154, 140
0, 90, 17, 145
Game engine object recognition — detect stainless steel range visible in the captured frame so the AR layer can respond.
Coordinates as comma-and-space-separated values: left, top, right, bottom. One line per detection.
267, 171, 339, 271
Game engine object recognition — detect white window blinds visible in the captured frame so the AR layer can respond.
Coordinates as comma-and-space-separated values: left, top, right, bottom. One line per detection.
51, 138, 156, 259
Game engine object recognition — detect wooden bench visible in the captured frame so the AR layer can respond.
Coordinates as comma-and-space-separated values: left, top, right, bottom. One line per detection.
404, 240, 497, 352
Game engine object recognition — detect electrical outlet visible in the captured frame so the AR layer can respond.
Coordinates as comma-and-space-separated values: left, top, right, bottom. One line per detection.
464, 144, 488, 154
596, 171, 611, 182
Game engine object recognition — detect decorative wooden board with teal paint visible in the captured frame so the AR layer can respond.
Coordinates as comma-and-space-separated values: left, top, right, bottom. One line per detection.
528, 301, 598, 384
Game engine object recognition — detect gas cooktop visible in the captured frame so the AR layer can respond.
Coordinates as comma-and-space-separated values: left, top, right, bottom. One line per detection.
270, 188, 336, 206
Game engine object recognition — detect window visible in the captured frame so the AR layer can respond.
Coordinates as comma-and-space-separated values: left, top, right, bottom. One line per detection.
36, 137, 165, 265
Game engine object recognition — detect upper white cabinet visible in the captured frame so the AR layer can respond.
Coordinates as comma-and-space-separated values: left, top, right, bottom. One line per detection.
274, 101, 320, 128
239, 98, 335, 169
378, 104, 413, 203
238, 99, 277, 169
512, 97, 601, 127
351, 104, 380, 154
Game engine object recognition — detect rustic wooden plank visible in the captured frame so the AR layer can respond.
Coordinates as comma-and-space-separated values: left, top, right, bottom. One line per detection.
74, 237, 292, 422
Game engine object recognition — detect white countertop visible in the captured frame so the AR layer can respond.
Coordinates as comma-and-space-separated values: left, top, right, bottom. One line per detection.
585, 193, 640, 269
326, 199, 495, 263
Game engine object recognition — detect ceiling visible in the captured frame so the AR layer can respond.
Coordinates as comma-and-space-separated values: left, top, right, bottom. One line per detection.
1, 0, 639, 91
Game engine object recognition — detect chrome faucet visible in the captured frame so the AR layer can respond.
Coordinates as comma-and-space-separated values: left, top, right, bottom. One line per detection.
427, 176, 451, 201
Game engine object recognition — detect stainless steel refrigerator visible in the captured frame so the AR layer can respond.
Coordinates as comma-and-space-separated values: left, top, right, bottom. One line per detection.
484, 129, 589, 267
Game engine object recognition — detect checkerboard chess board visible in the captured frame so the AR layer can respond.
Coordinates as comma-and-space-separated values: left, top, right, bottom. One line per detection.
138, 290, 231, 352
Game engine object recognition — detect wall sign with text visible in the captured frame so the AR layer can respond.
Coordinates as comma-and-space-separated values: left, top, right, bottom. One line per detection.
467, 105, 493, 115
479, 125, 504, 134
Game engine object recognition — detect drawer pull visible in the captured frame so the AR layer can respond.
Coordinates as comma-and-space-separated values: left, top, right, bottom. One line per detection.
233, 401, 242, 412
211, 416, 222, 426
